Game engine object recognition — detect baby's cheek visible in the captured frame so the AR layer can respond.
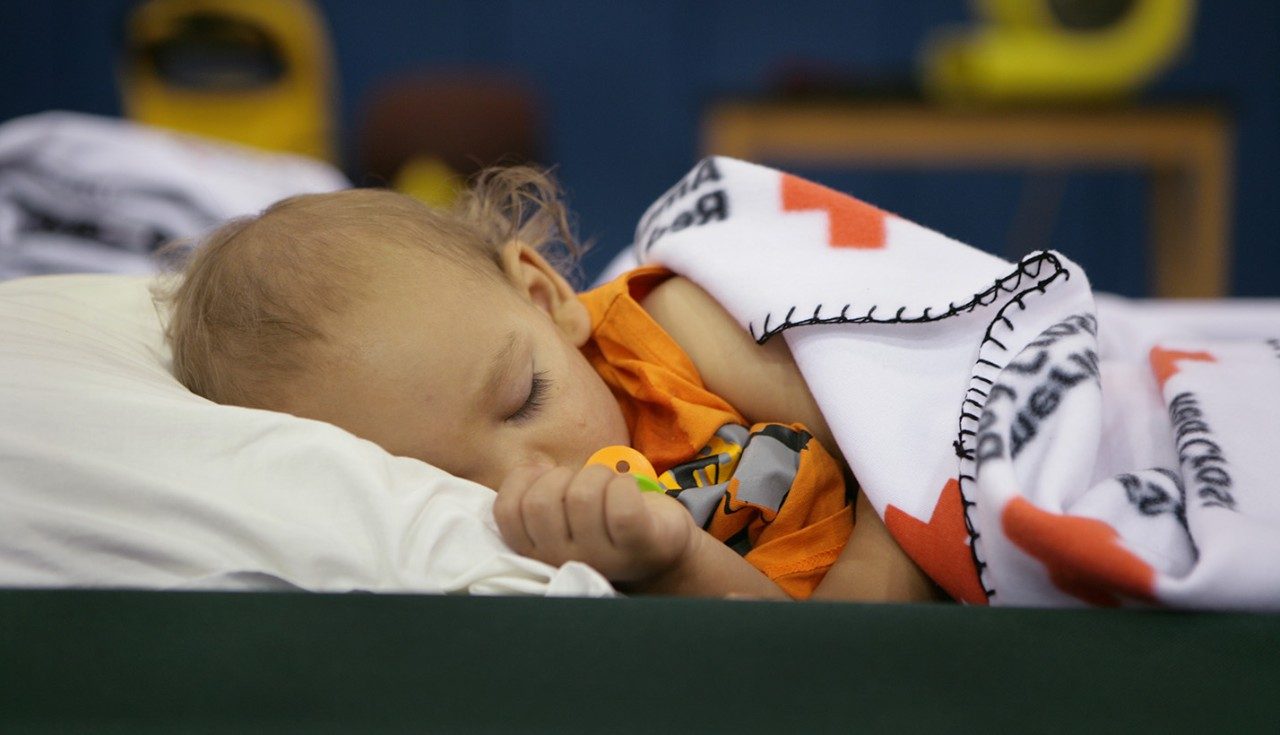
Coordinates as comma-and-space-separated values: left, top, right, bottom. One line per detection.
573, 355, 630, 447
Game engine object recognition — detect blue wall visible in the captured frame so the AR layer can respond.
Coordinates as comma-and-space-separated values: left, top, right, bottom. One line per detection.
1, 1, 1276, 296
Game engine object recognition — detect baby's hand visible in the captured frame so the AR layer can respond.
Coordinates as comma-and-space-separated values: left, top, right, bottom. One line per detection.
493, 464, 695, 584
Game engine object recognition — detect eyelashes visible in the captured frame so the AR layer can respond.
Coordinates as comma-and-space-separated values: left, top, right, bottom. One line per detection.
508, 370, 550, 423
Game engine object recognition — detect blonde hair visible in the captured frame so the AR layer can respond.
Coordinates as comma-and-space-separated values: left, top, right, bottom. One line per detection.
157, 166, 583, 408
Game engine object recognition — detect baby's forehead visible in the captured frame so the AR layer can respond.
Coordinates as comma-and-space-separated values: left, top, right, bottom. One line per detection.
319, 270, 521, 388
329, 249, 506, 324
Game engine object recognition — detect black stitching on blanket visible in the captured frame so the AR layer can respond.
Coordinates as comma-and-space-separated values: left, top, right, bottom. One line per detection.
743, 255, 1073, 344
950, 251, 1070, 602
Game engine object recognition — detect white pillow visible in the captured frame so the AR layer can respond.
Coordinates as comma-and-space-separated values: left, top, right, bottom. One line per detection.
0, 273, 614, 595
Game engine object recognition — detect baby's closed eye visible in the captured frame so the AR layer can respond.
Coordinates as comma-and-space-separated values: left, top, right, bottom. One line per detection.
507, 371, 551, 422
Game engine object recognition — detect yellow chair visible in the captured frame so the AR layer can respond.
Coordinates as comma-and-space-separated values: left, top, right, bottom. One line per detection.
120, 0, 337, 162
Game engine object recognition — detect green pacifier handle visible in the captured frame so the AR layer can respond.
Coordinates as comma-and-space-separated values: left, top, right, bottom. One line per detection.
633, 474, 665, 494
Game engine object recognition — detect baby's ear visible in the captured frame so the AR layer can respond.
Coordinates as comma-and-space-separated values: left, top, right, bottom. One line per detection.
498, 241, 591, 346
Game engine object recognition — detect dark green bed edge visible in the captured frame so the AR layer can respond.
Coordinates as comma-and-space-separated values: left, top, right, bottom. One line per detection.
2, 590, 1277, 733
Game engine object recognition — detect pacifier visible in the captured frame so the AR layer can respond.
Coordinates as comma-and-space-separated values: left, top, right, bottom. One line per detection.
586, 446, 665, 493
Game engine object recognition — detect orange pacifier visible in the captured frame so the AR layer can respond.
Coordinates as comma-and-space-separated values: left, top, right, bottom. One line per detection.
586, 446, 665, 493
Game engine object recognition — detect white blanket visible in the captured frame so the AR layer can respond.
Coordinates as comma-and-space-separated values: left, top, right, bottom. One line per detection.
0, 112, 348, 280
636, 157, 1280, 610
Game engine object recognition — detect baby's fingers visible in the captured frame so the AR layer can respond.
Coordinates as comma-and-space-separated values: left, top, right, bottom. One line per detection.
519, 467, 575, 553
561, 465, 612, 544
600, 474, 652, 550
493, 464, 554, 555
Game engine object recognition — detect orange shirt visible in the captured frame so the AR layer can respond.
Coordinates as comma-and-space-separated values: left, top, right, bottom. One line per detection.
578, 267, 854, 598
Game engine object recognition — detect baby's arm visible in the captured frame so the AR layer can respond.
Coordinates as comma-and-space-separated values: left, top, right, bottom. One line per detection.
642, 277, 943, 603
494, 464, 788, 599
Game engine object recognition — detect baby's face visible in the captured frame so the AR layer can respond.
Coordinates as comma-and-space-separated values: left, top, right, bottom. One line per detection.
287, 246, 629, 491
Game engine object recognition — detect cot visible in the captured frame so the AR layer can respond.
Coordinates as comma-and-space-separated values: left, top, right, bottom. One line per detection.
3, 120, 1280, 727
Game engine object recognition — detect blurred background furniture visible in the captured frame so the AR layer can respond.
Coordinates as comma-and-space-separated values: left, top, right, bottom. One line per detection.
357, 71, 542, 206
704, 102, 1231, 297
11, 1, 1275, 295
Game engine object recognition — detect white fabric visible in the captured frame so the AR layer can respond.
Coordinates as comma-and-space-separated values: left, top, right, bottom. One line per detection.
638, 156, 1280, 610
0, 111, 349, 280
0, 273, 614, 596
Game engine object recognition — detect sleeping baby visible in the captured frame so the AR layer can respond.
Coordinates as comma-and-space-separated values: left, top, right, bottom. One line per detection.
160, 167, 943, 602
